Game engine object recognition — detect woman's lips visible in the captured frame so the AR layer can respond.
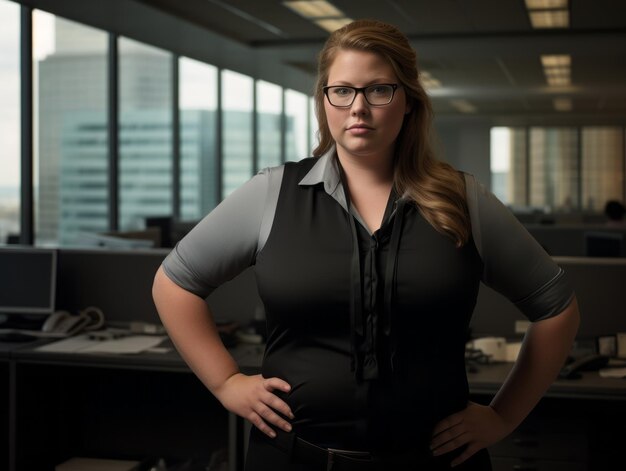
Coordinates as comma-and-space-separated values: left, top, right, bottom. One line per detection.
347, 124, 374, 135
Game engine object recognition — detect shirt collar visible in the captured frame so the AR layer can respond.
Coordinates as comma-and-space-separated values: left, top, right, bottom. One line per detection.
298, 145, 348, 212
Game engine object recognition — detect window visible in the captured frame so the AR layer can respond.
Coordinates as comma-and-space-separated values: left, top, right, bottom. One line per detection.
1, 5, 327, 245
285, 89, 309, 162
490, 127, 527, 207
256, 80, 283, 169
581, 127, 624, 211
119, 37, 172, 230
179, 57, 218, 220
0, 0, 20, 244
309, 96, 318, 154
221, 69, 253, 198
529, 127, 578, 211
491, 126, 626, 213
34, 11, 108, 245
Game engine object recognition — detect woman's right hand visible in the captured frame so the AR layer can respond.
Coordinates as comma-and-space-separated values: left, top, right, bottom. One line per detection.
213, 373, 295, 438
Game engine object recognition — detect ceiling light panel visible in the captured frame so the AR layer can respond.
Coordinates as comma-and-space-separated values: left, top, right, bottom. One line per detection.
420, 71, 441, 89
450, 99, 477, 113
553, 97, 572, 111
283, 1, 343, 19
541, 54, 571, 87
541, 55, 571, 67
547, 76, 571, 86
315, 18, 353, 33
525, 0, 568, 9
529, 10, 569, 28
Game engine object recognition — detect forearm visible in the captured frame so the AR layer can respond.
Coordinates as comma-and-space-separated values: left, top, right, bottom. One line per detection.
489, 297, 580, 430
152, 266, 240, 395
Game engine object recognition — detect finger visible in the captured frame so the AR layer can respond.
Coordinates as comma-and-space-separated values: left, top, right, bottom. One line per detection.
262, 391, 295, 419
263, 376, 292, 394
255, 402, 293, 433
431, 413, 464, 438
430, 422, 467, 450
431, 431, 471, 457
247, 412, 277, 439
450, 443, 480, 467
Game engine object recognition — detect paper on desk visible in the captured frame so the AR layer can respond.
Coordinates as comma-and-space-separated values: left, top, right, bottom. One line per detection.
80, 335, 166, 354
35, 334, 166, 354
36, 334, 95, 353
599, 367, 626, 378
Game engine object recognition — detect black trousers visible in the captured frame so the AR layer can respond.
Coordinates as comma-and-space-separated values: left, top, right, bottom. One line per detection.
244, 427, 493, 471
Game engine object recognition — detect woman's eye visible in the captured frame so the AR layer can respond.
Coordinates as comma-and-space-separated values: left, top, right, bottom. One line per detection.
333, 88, 351, 96
370, 86, 387, 94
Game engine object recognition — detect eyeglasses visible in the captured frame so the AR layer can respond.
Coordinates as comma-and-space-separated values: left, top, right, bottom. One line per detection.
323, 84, 399, 107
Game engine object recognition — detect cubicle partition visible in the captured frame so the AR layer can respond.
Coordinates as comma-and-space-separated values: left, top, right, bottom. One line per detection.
51, 248, 626, 341
55, 248, 262, 327
55, 248, 169, 324
525, 224, 626, 257
470, 256, 626, 340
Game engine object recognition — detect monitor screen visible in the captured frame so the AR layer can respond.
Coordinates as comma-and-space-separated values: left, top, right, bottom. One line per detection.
0, 247, 57, 314
584, 231, 625, 257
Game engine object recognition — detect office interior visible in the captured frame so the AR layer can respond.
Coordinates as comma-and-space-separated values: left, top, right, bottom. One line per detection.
1, 0, 626, 470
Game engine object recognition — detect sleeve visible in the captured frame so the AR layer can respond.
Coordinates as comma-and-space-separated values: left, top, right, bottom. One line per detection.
464, 173, 575, 321
161, 166, 279, 298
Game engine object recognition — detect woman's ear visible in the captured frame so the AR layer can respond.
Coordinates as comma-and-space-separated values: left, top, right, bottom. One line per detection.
404, 97, 413, 115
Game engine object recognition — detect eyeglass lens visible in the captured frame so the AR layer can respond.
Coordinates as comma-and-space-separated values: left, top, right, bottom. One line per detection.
326, 85, 394, 106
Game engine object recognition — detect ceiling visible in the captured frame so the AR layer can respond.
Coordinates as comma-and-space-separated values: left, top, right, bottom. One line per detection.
137, 0, 626, 121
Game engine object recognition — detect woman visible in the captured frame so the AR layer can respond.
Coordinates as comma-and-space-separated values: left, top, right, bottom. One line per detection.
153, 20, 579, 470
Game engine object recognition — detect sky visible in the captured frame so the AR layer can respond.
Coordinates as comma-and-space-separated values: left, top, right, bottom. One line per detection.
0, 3, 55, 187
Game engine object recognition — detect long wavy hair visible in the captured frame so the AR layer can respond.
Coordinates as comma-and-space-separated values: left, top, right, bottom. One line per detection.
313, 19, 470, 247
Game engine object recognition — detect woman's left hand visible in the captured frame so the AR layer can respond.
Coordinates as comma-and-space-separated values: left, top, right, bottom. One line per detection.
429, 401, 512, 467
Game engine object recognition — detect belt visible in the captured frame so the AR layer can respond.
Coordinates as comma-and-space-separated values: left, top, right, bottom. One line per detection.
265, 428, 377, 471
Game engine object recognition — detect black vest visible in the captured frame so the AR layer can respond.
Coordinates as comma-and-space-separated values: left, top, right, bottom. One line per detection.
254, 157, 483, 450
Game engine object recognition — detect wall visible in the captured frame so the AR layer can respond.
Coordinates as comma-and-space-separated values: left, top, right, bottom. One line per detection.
434, 118, 492, 188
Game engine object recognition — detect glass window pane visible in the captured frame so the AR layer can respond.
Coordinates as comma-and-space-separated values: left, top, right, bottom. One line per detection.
285, 89, 308, 162
0, 0, 20, 244
179, 57, 218, 220
222, 69, 253, 198
490, 127, 527, 207
256, 80, 282, 169
529, 127, 579, 211
310, 96, 318, 154
34, 12, 108, 246
581, 127, 624, 211
119, 37, 172, 231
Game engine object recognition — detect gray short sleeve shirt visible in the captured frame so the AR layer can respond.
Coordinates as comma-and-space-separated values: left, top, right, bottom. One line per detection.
162, 151, 573, 320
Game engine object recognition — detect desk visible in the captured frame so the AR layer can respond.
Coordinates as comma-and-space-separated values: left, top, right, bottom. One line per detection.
3, 340, 262, 471
3, 341, 626, 471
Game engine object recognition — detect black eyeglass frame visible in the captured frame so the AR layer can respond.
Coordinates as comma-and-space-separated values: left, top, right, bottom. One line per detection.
322, 83, 399, 107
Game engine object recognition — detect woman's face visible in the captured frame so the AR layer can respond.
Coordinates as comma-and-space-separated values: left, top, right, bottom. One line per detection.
324, 49, 409, 163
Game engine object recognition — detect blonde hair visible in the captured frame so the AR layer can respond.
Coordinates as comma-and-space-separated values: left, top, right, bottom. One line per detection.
313, 19, 470, 247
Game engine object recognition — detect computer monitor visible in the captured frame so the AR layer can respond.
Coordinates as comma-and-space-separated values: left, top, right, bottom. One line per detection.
584, 231, 625, 257
0, 247, 57, 315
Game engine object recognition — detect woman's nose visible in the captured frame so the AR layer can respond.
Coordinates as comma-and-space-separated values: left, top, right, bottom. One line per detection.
350, 91, 370, 115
